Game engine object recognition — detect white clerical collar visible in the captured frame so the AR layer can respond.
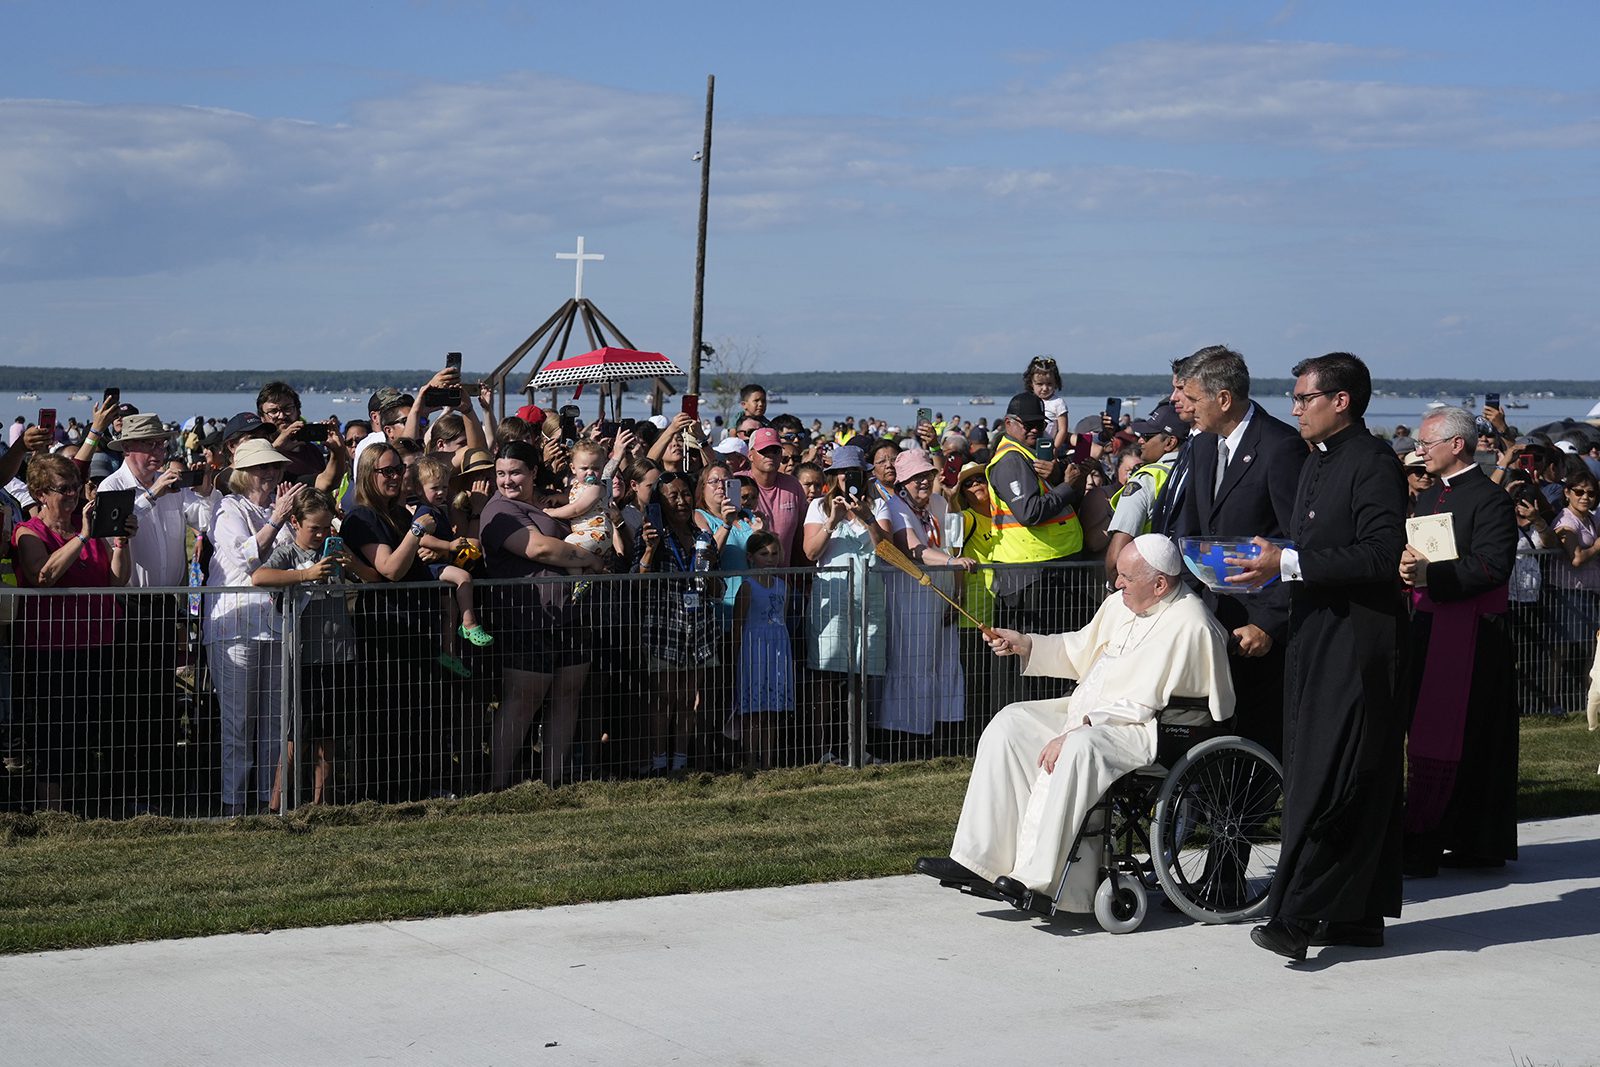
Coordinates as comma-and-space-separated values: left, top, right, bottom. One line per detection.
1440, 464, 1474, 485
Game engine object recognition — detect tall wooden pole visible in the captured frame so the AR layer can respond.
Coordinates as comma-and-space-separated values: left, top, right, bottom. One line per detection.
688, 74, 714, 397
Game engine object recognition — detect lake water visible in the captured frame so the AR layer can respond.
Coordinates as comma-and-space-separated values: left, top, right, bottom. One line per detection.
9, 388, 1599, 437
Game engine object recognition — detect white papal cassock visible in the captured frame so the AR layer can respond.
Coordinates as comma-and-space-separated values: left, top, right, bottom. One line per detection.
949, 584, 1235, 911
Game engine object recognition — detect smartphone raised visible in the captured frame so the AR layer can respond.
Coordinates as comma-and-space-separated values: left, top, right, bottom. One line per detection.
681, 393, 699, 420
724, 477, 742, 506
645, 501, 665, 530
294, 423, 326, 444
445, 351, 463, 371
941, 452, 963, 488
843, 468, 866, 499
916, 406, 932, 427
1069, 434, 1094, 464
1485, 392, 1501, 410
1105, 397, 1121, 423
422, 386, 461, 409
103, 387, 120, 411
91, 489, 136, 538
38, 408, 57, 434
321, 534, 345, 578
182, 468, 206, 488
620, 417, 637, 432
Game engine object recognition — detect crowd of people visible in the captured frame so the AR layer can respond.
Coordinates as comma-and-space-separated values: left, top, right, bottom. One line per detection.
1, 354, 1594, 822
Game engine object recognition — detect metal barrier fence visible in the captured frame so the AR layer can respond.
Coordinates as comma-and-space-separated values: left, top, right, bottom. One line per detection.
0, 550, 1589, 819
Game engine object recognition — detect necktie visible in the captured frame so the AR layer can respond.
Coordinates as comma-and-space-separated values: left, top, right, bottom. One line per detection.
1215, 439, 1229, 495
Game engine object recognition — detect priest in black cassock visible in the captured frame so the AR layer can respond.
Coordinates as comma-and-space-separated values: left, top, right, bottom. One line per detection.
1226, 352, 1408, 961
1399, 406, 1519, 876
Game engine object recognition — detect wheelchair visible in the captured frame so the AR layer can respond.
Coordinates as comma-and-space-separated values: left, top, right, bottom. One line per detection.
970, 699, 1285, 934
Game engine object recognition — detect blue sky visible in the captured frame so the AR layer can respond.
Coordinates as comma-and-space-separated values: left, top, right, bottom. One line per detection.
3, 0, 1598, 379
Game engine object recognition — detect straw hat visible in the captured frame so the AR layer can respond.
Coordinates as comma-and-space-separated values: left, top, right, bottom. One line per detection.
454, 447, 495, 478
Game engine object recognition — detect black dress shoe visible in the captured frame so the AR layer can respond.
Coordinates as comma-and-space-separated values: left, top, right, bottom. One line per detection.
914, 857, 982, 885
1308, 918, 1384, 948
1250, 918, 1309, 962
1438, 851, 1506, 870
992, 875, 1029, 904
1402, 854, 1439, 879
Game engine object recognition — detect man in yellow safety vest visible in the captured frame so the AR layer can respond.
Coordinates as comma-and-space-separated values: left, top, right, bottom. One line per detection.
984, 391, 1090, 702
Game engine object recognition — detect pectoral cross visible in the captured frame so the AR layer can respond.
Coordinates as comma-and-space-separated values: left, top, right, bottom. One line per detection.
556, 236, 605, 300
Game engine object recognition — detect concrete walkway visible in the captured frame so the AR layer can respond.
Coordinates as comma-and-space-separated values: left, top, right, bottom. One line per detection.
4, 815, 1598, 1066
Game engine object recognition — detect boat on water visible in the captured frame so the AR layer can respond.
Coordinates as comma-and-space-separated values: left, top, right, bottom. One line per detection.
331, 397, 349, 404
968, 395, 994, 406
16, 392, 38, 401
67, 393, 90, 402
902, 396, 920, 404
768, 394, 788, 405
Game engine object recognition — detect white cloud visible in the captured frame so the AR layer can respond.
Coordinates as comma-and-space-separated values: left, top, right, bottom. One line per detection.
959, 39, 1513, 151
0, 76, 902, 282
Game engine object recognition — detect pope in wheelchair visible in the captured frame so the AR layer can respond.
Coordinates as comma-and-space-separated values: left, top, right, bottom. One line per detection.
917, 534, 1281, 931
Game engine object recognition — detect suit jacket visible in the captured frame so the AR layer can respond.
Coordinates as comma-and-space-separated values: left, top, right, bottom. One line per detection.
1177, 402, 1308, 642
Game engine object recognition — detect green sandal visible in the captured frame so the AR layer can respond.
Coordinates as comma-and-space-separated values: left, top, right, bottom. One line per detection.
438, 652, 472, 678
459, 623, 494, 647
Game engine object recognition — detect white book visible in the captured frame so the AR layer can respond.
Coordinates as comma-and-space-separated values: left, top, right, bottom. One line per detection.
1406, 513, 1458, 562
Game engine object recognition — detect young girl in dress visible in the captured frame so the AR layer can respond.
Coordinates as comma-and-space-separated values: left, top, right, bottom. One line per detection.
731, 530, 795, 770
1025, 355, 1070, 454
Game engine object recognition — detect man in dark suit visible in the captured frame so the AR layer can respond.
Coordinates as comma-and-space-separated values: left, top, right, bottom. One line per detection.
1175, 346, 1307, 757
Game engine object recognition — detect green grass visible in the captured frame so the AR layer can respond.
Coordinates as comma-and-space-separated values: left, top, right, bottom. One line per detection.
1515, 713, 1600, 820
0, 760, 972, 955
2, 718, 1596, 956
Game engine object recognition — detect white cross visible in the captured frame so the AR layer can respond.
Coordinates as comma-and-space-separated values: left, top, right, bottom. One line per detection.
555, 235, 605, 300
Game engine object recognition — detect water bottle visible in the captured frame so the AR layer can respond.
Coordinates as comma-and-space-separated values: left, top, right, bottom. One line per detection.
685, 531, 714, 612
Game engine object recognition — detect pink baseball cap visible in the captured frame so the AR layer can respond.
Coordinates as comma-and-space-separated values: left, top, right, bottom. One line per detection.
750, 427, 782, 453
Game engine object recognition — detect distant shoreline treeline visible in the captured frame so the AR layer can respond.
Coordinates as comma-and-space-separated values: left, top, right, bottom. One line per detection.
2, 365, 1597, 399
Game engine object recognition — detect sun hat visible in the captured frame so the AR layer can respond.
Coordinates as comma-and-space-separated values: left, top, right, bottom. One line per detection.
893, 449, 937, 483
230, 438, 292, 470
956, 461, 986, 486
454, 447, 495, 478
825, 445, 865, 472
1403, 451, 1429, 470
106, 413, 169, 450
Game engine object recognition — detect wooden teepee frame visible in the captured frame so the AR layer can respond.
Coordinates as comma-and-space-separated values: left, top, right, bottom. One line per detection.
483, 298, 677, 422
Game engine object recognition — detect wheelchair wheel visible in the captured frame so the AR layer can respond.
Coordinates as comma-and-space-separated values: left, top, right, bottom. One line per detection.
1093, 875, 1147, 934
1151, 736, 1283, 925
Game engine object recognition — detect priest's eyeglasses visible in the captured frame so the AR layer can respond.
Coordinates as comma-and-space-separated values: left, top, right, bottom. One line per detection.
1414, 436, 1458, 452
1289, 390, 1333, 408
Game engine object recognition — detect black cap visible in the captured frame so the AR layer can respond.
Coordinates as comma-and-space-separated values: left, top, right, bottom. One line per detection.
223, 411, 267, 440
1005, 392, 1046, 422
1130, 400, 1188, 440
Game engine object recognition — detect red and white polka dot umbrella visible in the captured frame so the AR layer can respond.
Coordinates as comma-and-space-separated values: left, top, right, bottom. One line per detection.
528, 347, 684, 394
